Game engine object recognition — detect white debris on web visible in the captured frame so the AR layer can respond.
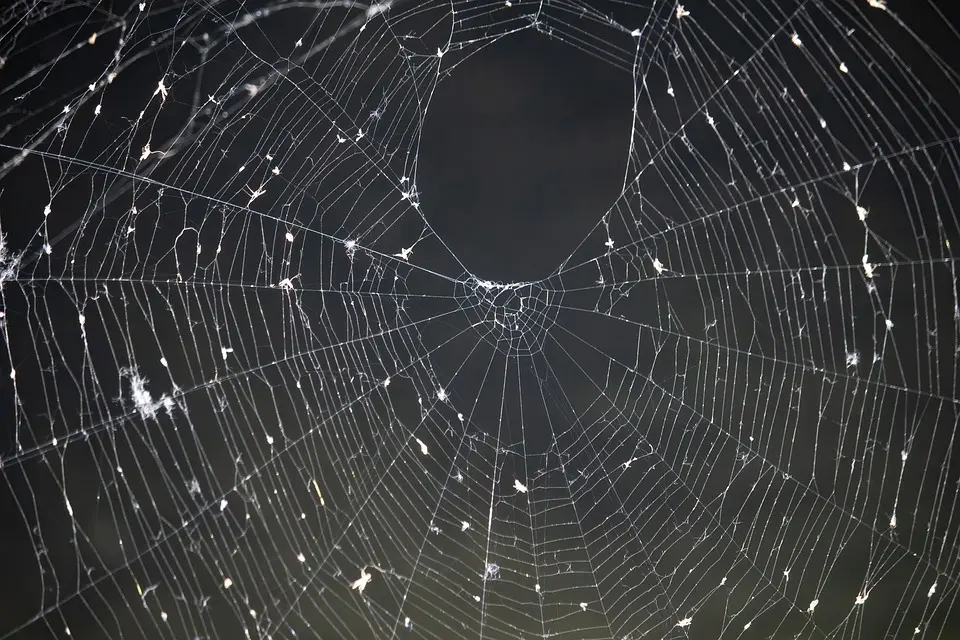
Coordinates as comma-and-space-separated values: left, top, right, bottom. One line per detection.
223, 577, 233, 589
461, 521, 470, 531
125, 371, 174, 419
344, 239, 358, 258
862, 254, 875, 279
867, 0, 887, 9
676, 617, 693, 628
928, 582, 938, 598
857, 205, 868, 221
350, 568, 372, 593
791, 32, 802, 47
676, 5, 690, 19
807, 598, 819, 613
652, 257, 664, 274
0, 234, 22, 283
306, 480, 323, 508
855, 591, 869, 605
415, 438, 429, 455
580, 602, 588, 611
513, 479, 528, 493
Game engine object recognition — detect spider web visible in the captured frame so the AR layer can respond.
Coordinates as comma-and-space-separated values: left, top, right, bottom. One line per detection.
1, 0, 959, 639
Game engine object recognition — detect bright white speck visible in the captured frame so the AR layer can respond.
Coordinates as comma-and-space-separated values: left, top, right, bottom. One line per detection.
901, 450, 908, 462
846, 351, 860, 368
862, 254, 874, 279
474, 595, 481, 602
677, 617, 693, 628
266, 434, 274, 445
839, 62, 849, 73
855, 592, 868, 605
161, 611, 168, 622
807, 598, 819, 613
297, 553, 306, 563
461, 521, 470, 531
676, 5, 689, 19
857, 205, 869, 221
350, 568, 372, 593
580, 602, 588, 612
631, 28, 641, 37
43, 204, 51, 216
843, 161, 852, 171
885, 319, 894, 329
652, 258, 664, 274
604, 237, 614, 249
791, 33, 802, 47
535, 583, 540, 593
744, 621, 752, 630
285, 232, 294, 242
160, 357, 168, 367
223, 577, 233, 589
437, 388, 447, 401
383, 377, 391, 387
220, 499, 228, 511
514, 479, 528, 493
416, 438, 429, 455
221, 346, 233, 360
